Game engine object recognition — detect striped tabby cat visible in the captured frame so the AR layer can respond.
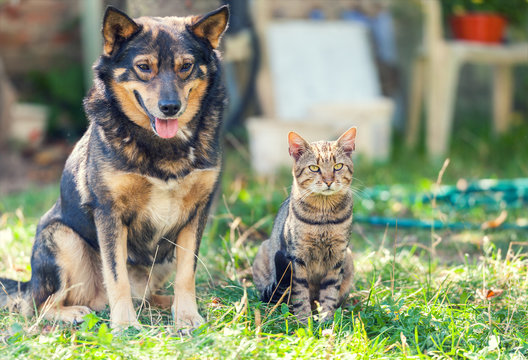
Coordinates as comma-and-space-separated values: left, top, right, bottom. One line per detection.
252, 127, 356, 322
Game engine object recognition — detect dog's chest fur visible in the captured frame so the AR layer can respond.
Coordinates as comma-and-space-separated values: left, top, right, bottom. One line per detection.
145, 178, 182, 232
104, 168, 219, 265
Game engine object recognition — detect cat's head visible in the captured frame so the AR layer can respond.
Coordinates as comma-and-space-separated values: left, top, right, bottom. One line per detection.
288, 127, 356, 196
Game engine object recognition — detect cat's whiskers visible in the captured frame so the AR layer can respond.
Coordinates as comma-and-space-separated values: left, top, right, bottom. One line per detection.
293, 187, 313, 205
349, 185, 370, 200
350, 175, 366, 185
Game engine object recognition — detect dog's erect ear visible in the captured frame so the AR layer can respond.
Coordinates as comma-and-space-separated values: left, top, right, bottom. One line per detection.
288, 132, 310, 161
190, 5, 229, 49
102, 6, 140, 56
337, 127, 357, 156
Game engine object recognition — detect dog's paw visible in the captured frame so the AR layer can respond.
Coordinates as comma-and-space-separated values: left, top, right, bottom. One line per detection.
171, 305, 204, 330
110, 318, 141, 332
178, 311, 204, 329
110, 301, 141, 330
52, 305, 93, 324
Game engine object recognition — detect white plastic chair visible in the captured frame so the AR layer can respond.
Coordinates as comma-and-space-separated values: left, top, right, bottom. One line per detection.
406, 0, 528, 156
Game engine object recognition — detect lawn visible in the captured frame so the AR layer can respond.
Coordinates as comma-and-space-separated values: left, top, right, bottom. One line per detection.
0, 121, 527, 359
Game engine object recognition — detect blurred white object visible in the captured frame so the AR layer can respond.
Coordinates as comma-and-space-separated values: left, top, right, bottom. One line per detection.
10, 103, 48, 146
266, 21, 381, 119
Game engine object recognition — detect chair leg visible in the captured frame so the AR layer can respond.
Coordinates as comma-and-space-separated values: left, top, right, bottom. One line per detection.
426, 54, 460, 158
406, 56, 426, 148
493, 64, 513, 134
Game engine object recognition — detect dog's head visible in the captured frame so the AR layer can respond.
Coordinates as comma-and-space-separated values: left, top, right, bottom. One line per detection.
97, 6, 229, 139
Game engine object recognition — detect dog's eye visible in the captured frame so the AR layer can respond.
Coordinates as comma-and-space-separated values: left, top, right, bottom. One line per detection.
309, 165, 320, 172
136, 63, 150, 72
180, 62, 193, 72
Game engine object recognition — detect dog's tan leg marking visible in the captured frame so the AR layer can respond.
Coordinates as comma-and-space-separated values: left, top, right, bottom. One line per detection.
95, 213, 140, 330
170, 169, 219, 329
53, 225, 107, 312
171, 216, 204, 329
33, 223, 106, 324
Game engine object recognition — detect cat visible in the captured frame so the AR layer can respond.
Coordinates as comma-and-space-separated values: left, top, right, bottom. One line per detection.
252, 127, 356, 322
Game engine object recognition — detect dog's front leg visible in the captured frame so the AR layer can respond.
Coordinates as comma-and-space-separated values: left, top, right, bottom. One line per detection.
171, 208, 207, 330
95, 210, 140, 329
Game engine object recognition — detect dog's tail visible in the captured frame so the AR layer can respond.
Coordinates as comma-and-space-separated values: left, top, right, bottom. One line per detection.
0, 278, 33, 315
260, 251, 292, 303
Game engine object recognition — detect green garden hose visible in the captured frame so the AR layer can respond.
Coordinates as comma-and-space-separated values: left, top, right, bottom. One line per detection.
354, 178, 528, 230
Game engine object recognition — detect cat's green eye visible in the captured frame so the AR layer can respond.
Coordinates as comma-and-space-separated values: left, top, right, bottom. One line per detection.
334, 163, 344, 171
309, 165, 320, 172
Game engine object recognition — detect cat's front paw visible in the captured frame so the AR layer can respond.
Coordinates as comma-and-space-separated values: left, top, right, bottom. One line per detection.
293, 302, 312, 324
316, 307, 336, 322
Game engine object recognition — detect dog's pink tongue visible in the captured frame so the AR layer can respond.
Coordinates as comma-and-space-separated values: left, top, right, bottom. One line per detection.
155, 118, 179, 139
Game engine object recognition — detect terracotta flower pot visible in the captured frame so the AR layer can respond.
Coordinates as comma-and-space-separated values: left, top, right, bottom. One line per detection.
450, 13, 507, 43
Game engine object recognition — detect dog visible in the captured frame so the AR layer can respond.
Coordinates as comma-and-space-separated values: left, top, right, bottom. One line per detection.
0, 5, 229, 330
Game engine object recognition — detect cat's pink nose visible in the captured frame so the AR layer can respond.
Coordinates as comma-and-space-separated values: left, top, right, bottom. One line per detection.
324, 180, 333, 187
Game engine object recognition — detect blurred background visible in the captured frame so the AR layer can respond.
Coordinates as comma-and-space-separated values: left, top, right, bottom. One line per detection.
0, 0, 527, 256
1, 3, 528, 351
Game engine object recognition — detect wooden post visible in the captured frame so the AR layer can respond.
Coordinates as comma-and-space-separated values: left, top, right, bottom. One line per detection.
493, 64, 513, 134
406, 55, 426, 147
0, 58, 16, 148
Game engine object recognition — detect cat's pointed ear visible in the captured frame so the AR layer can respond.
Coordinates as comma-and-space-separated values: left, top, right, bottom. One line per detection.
190, 5, 229, 49
337, 127, 357, 156
288, 132, 309, 161
102, 6, 140, 56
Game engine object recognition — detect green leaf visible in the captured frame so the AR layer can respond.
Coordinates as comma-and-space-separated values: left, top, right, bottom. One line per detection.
97, 323, 113, 345
81, 312, 100, 331
280, 303, 289, 316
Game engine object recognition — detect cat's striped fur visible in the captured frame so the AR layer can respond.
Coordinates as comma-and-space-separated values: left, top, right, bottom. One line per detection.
252, 127, 356, 322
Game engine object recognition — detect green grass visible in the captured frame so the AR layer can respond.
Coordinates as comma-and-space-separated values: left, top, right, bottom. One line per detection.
0, 121, 527, 359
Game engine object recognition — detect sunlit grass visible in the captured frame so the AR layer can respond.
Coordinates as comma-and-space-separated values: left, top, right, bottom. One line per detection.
0, 122, 527, 358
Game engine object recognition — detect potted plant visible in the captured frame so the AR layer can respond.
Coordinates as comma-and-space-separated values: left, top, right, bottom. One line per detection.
441, 0, 528, 43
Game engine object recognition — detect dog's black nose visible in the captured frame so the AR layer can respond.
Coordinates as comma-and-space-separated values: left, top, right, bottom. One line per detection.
158, 100, 181, 117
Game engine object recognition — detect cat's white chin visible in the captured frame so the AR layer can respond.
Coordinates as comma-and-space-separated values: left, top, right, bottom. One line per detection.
319, 189, 339, 195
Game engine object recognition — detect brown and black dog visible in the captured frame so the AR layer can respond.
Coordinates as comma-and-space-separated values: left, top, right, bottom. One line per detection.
0, 5, 229, 330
